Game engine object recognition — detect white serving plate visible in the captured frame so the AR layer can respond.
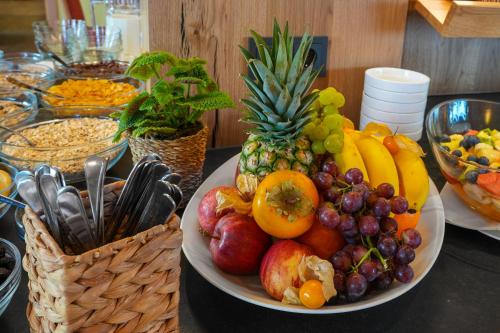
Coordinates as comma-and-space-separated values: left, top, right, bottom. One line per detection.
181, 154, 445, 314
364, 83, 427, 104
360, 113, 423, 133
362, 93, 427, 114
365, 67, 430, 93
361, 102, 425, 124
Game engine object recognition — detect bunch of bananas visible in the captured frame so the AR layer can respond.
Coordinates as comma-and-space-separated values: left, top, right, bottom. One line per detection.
335, 123, 429, 211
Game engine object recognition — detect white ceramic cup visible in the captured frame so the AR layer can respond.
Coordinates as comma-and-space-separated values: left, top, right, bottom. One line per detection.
360, 113, 424, 133
403, 128, 423, 141
362, 93, 427, 114
364, 83, 427, 104
361, 103, 425, 124
365, 67, 430, 93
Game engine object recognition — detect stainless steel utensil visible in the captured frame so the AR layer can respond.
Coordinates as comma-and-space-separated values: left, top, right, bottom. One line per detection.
36, 41, 78, 73
162, 172, 182, 185
84, 156, 108, 245
132, 180, 178, 235
0, 124, 35, 147
106, 154, 161, 241
57, 186, 96, 252
15, 170, 43, 215
5, 76, 65, 99
35, 171, 63, 246
124, 162, 171, 236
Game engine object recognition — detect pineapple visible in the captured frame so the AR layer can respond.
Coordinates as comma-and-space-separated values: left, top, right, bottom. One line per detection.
239, 20, 320, 179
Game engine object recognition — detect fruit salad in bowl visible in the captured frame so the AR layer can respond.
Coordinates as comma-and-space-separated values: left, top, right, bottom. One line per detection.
426, 99, 499, 221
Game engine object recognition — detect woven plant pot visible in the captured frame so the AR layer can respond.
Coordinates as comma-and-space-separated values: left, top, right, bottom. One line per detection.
22, 181, 182, 333
128, 125, 209, 206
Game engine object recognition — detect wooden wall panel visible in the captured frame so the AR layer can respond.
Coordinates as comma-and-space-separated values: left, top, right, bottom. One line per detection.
402, 11, 500, 95
0, 0, 46, 52
148, 0, 409, 147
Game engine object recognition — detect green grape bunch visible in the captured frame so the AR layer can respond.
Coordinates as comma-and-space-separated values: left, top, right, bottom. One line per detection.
302, 87, 346, 154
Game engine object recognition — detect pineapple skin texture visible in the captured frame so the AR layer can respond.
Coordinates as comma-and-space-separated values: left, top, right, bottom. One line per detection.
239, 134, 316, 179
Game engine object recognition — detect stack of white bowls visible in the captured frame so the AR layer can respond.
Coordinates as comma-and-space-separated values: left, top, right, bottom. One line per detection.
360, 67, 430, 141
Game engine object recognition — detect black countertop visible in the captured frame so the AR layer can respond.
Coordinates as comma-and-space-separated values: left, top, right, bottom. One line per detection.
1, 94, 499, 332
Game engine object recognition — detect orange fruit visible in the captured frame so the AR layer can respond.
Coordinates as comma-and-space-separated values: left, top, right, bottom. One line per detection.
299, 280, 325, 309
394, 210, 421, 237
252, 170, 319, 239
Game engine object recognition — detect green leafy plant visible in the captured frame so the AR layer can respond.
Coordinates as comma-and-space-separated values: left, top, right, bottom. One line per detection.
112, 51, 234, 142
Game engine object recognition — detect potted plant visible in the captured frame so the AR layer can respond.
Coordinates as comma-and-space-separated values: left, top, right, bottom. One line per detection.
113, 51, 234, 203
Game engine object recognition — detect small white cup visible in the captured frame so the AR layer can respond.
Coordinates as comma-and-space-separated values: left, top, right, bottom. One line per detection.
365, 67, 430, 93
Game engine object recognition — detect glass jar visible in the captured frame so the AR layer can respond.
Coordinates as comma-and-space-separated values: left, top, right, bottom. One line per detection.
106, 0, 141, 61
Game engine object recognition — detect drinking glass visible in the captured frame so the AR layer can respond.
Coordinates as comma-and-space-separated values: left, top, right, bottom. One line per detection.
83, 25, 123, 62
33, 20, 87, 63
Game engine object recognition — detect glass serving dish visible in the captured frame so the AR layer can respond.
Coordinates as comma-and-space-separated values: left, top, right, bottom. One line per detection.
0, 238, 21, 316
0, 62, 56, 93
0, 162, 18, 219
0, 91, 38, 128
0, 52, 44, 64
426, 99, 499, 221
14, 176, 123, 240
0, 106, 128, 181
53, 60, 129, 79
38, 76, 142, 108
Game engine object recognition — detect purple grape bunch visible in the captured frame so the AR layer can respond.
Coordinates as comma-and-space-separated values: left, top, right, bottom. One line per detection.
310, 160, 423, 303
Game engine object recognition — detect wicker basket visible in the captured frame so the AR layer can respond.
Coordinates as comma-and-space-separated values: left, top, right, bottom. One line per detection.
22, 181, 182, 333
128, 125, 209, 206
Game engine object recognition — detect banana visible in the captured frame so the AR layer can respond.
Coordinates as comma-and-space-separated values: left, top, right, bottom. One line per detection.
335, 131, 370, 183
392, 148, 429, 211
353, 134, 400, 195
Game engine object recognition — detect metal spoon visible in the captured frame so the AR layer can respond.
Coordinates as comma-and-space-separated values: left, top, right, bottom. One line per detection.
162, 172, 182, 185
36, 172, 63, 246
57, 186, 96, 252
36, 42, 77, 73
131, 181, 178, 236
5, 76, 65, 99
84, 156, 108, 245
15, 171, 43, 215
0, 124, 35, 147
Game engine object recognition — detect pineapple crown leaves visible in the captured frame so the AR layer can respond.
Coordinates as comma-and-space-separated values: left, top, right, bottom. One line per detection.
239, 19, 321, 143
113, 51, 234, 141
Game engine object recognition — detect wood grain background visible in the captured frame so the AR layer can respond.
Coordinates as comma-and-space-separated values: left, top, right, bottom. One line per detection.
402, 11, 500, 95
148, 0, 410, 147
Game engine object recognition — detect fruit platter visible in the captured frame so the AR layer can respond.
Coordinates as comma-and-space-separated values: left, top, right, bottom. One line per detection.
181, 22, 445, 313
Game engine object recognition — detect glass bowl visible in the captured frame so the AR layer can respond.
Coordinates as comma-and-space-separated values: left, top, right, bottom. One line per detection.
0, 106, 127, 181
14, 176, 123, 240
0, 162, 18, 219
0, 91, 38, 128
0, 62, 56, 93
54, 60, 129, 79
0, 52, 44, 64
38, 77, 142, 108
426, 99, 499, 221
0, 238, 21, 316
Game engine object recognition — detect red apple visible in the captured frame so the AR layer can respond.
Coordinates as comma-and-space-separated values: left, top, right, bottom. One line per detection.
198, 186, 238, 236
259, 240, 314, 301
296, 220, 346, 259
210, 213, 271, 275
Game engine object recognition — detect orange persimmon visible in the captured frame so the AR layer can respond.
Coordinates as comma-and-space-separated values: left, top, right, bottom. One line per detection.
252, 170, 319, 239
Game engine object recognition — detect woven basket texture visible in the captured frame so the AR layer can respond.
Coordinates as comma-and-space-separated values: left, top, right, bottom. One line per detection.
127, 125, 208, 206
22, 181, 182, 333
